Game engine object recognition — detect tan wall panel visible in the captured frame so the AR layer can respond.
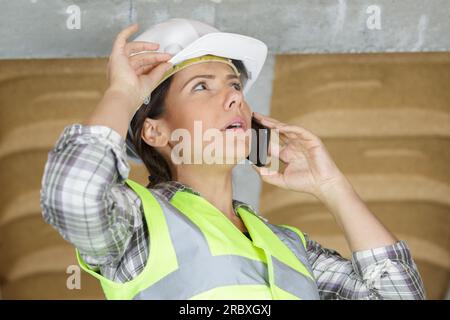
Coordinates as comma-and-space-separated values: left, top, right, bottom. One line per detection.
2, 273, 103, 300
0, 59, 124, 299
0, 54, 449, 299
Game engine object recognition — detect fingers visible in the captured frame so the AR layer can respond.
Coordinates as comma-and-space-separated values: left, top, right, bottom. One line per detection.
135, 64, 155, 76
135, 60, 170, 76
252, 111, 319, 142
112, 23, 139, 55
270, 128, 289, 146
279, 145, 302, 163
268, 129, 307, 163
251, 164, 287, 189
140, 61, 173, 93
268, 139, 279, 157
277, 124, 321, 142
251, 163, 278, 176
268, 131, 285, 157
129, 52, 173, 71
126, 41, 160, 57
254, 112, 320, 143
253, 111, 285, 127
268, 140, 291, 164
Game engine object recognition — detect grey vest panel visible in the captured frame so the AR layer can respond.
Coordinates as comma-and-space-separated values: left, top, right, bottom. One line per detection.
265, 223, 316, 278
134, 189, 320, 300
272, 257, 320, 300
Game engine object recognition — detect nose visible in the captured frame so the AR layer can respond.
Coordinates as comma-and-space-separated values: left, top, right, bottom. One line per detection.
223, 87, 243, 111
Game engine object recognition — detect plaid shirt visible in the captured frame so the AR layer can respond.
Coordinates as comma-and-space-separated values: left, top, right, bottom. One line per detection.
40, 124, 426, 300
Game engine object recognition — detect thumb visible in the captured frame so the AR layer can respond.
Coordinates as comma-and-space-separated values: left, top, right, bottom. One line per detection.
251, 164, 287, 188
251, 163, 262, 175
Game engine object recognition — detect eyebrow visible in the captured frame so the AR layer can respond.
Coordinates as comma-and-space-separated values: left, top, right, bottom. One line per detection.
180, 74, 240, 91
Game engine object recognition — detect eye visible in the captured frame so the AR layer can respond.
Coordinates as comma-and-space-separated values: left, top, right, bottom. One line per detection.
192, 82, 208, 92
232, 82, 242, 91
192, 81, 242, 92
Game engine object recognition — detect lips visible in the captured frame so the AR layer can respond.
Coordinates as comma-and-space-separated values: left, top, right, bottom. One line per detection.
221, 116, 247, 131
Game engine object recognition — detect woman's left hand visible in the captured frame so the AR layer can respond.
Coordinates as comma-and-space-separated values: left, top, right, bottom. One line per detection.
251, 111, 348, 199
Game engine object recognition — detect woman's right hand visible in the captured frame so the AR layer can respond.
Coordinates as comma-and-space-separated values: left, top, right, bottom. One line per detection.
106, 23, 173, 112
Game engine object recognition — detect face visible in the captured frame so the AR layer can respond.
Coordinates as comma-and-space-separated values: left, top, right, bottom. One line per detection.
159, 61, 253, 165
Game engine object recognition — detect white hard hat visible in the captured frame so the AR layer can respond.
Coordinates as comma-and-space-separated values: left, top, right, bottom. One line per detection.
133, 18, 267, 96
126, 18, 268, 162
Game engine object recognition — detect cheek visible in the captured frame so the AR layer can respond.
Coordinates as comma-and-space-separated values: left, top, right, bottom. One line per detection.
167, 101, 200, 129
170, 110, 217, 142
184, 103, 220, 131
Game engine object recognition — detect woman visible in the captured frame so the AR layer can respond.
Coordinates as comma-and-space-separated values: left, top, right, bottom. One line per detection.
40, 19, 425, 300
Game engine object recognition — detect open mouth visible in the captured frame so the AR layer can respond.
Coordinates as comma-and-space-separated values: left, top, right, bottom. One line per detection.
224, 123, 245, 131
221, 117, 247, 132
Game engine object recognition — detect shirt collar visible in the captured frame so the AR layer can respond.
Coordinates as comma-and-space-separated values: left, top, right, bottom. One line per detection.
152, 180, 265, 220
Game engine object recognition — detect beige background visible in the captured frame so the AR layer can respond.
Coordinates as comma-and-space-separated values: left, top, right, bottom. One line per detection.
0, 52, 448, 299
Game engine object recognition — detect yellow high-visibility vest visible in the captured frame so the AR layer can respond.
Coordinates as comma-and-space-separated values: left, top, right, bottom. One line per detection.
76, 179, 320, 300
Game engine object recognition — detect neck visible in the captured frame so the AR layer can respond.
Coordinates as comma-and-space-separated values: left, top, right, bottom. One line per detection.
174, 164, 236, 220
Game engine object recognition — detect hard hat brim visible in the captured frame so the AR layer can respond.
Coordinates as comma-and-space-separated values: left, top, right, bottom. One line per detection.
165, 32, 267, 95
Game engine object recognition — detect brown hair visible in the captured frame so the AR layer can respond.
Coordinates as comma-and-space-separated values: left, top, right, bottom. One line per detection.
128, 59, 248, 187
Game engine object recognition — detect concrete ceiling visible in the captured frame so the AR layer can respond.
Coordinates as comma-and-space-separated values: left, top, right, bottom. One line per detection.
1, 0, 449, 59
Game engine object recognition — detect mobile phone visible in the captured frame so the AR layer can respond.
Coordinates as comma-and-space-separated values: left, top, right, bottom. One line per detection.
247, 116, 271, 167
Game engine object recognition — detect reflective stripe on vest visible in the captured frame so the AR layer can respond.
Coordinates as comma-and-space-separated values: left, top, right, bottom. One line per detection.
76, 179, 320, 300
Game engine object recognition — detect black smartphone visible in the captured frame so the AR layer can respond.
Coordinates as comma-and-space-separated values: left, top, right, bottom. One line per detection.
246, 116, 271, 167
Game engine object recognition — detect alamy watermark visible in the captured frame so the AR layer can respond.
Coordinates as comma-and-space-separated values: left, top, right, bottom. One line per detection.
66, 265, 81, 290
167, 121, 280, 172
366, 5, 382, 30
66, 4, 81, 30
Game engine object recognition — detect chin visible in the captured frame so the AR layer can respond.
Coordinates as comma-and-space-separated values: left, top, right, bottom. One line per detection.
223, 147, 249, 164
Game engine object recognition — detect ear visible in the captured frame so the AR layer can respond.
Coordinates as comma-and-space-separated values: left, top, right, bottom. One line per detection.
141, 118, 170, 148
